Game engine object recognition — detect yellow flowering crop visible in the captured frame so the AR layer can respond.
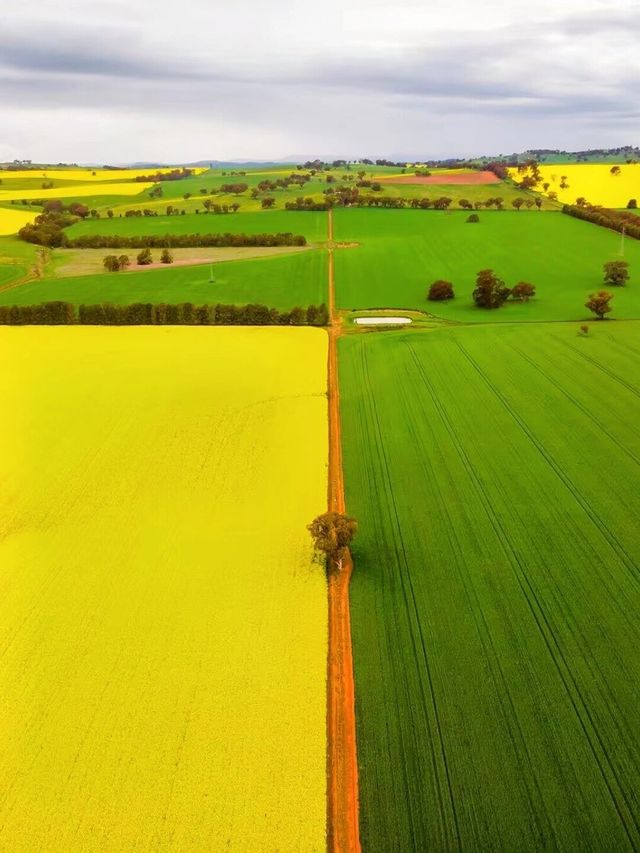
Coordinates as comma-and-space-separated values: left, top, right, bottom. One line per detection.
0, 207, 37, 235
0, 182, 154, 202
0, 327, 328, 852
0, 167, 207, 182
510, 163, 640, 208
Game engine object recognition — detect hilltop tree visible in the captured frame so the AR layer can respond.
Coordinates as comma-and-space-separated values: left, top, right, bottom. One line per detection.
472, 269, 511, 309
308, 512, 358, 573
428, 280, 454, 301
585, 290, 613, 319
603, 260, 629, 287
627, 199, 638, 209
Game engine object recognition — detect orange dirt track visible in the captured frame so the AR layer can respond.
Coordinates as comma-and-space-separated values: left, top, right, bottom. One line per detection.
326, 210, 361, 853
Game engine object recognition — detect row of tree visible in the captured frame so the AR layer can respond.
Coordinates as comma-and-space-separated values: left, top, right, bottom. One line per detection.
284, 193, 540, 212
134, 168, 195, 182
562, 204, 640, 240
0, 301, 329, 327
18, 210, 307, 248
69, 231, 307, 249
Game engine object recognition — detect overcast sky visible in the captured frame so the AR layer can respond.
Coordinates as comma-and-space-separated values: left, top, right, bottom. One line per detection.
1, 0, 638, 163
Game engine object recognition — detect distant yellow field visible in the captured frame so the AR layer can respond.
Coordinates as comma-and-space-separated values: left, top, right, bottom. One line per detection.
0, 167, 206, 182
510, 163, 640, 208
0, 206, 36, 235
0, 327, 328, 851
0, 182, 153, 202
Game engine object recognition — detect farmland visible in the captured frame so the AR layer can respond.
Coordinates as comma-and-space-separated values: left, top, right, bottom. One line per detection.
2, 155, 640, 851
0, 167, 207, 182
0, 326, 328, 851
512, 164, 640, 208
0, 182, 154, 202
339, 322, 640, 851
333, 208, 640, 321
0, 247, 327, 309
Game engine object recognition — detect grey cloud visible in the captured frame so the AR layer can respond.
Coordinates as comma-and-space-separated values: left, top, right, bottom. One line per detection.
0, 2, 637, 161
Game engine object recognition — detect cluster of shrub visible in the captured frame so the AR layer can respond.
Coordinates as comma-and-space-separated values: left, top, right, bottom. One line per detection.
427, 271, 536, 308
134, 168, 194, 182
562, 204, 640, 240
253, 175, 312, 194
103, 248, 174, 270
0, 301, 329, 327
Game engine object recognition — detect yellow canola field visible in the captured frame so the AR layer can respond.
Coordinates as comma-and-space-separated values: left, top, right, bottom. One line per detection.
0, 182, 153, 202
0, 167, 207, 181
510, 163, 640, 208
0, 206, 37, 235
0, 327, 328, 852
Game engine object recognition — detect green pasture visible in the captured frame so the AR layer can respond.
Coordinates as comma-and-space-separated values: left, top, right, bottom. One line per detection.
340, 321, 640, 851
333, 208, 640, 321
0, 264, 26, 287
0, 249, 327, 310
65, 210, 328, 243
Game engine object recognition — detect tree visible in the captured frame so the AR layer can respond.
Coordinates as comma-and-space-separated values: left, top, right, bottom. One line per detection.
261, 197, 276, 209
118, 254, 130, 269
466, 213, 480, 223
160, 248, 174, 264
307, 511, 357, 572
585, 290, 613, 319
511, 281, 536, 301
511, 198, 525, 211
428, 280, 454, 301
627, 199, 638, 209
603, 260, 629, 287
103, 254, 121, 272
610, 165, 622, 176
136, 248, 153, 265
472, 269, 511, 309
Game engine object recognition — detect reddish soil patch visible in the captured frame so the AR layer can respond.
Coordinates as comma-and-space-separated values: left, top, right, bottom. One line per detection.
326, 210, 362, 853
380, 170, 500, 186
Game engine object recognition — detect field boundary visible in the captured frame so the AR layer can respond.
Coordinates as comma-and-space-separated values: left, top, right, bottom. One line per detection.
326, 208, 361, 852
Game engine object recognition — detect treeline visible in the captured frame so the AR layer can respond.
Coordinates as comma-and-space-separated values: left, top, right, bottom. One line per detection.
134, 168, 194, 182
562, 205, 640, 240
18, 211, 307, 248
68, 232, 307, 248
285, 194, 533, 212
0, 301, 329, 327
